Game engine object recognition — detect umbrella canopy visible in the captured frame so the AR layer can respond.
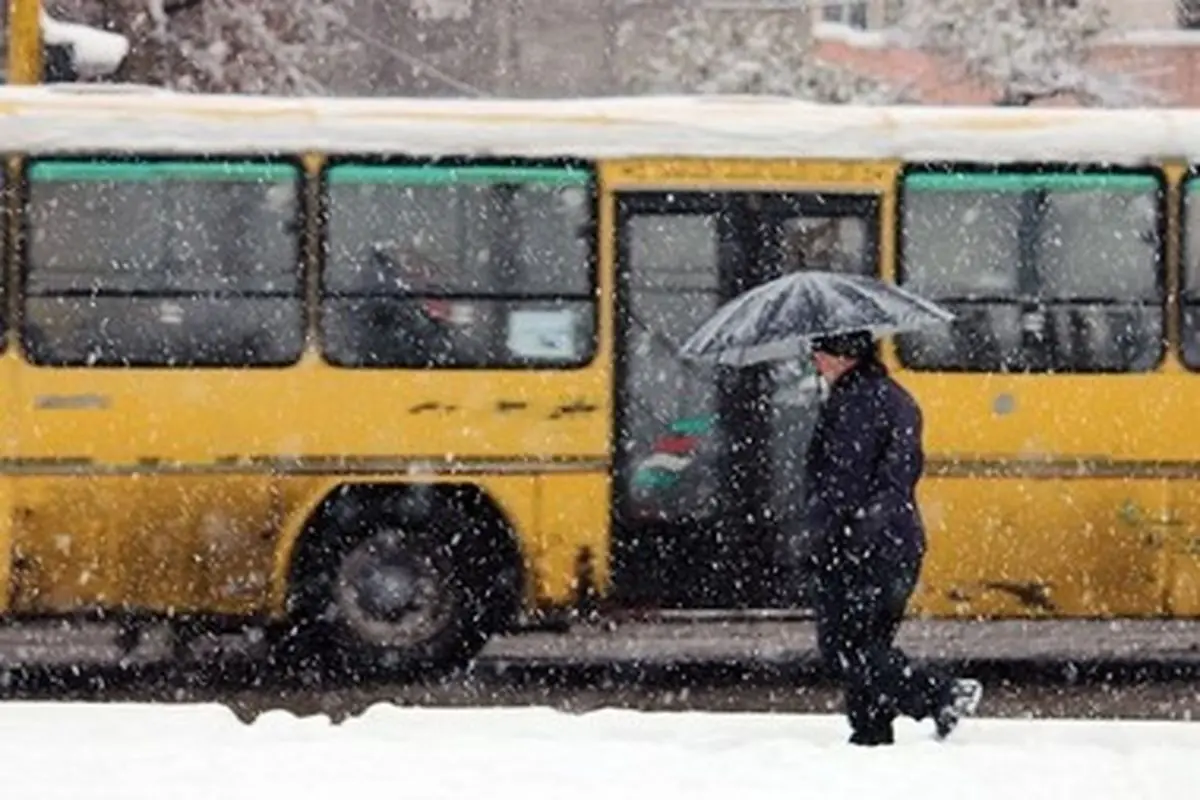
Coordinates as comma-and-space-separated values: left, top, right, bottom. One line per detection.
679, 271, 955, 367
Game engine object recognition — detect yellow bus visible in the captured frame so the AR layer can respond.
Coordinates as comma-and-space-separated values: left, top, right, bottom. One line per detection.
0, 87, 1198, 674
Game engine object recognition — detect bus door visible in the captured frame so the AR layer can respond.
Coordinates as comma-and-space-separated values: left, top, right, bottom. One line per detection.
612, 190, 880, 609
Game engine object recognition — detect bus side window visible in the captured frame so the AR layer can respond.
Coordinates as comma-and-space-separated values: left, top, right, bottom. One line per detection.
1181, 176, 1200, 370
320, 165, 595, 369
0, 173, 6, 352
22, 160, 304, 368
896, 170, 1164, 374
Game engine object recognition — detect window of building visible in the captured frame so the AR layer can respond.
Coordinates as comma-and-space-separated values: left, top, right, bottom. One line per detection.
1180, 0, 1200, 29
822, 1, 869, 28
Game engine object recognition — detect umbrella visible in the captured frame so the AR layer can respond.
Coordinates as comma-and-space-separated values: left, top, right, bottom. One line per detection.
679, 271, 955, 367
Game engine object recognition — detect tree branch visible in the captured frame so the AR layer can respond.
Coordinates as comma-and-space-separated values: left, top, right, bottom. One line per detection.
163, 0, 203, 14
997, 86, 1070, 106
624, 8, 903, 104
897, 0, 1149, 108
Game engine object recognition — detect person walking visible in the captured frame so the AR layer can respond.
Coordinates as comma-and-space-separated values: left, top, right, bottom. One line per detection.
802, 330, 982, 746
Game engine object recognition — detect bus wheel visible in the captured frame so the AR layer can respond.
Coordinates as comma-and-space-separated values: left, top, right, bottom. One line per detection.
292, 510, 488, 680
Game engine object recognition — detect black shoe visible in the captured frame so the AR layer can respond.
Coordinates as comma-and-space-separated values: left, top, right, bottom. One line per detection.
935, 678, 983, 740
850, 727, 895, 746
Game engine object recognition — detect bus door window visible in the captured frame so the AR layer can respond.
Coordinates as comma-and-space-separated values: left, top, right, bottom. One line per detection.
779, 215, 869, 275
620, 211, 722, 521
766, 210, 876, 538
897, 171, 1164, 374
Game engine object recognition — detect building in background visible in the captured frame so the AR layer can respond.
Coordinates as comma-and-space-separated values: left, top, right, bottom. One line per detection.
6, 0, 1200, 105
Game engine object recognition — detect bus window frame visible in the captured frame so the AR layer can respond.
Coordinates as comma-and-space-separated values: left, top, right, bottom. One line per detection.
315, 154, 599, 372
16, 152, 310, 370
893, 162, 1169, 375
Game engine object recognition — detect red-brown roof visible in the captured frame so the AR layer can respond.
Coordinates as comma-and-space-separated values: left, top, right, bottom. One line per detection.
815, 36, 1200, 107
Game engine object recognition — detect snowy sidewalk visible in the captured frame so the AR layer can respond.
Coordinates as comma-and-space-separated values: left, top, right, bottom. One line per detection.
1, 702, 1197, 799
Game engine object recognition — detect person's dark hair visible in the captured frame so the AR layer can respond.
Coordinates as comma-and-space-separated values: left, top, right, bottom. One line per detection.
811, 331, 875, 360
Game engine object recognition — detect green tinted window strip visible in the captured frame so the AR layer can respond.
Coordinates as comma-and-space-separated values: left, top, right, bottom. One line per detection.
905, 173, 1157, 192
327, 165, 590, 186
28, 161, 299, 182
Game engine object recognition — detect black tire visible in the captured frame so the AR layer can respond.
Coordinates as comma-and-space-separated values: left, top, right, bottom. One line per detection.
286, 505, 489, 681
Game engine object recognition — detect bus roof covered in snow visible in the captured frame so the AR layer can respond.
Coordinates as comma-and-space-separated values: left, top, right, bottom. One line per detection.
0, 84, 1195, 164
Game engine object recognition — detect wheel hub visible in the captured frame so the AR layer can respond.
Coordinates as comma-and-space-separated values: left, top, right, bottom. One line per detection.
332, 530, 454, 649
352, 561, 422, 621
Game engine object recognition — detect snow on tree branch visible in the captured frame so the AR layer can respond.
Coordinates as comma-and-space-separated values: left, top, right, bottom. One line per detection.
408, 0, 474, 22
152, 1, 359, 95
895, 0, 1157, 107
48, 0, 359, 95
618, 8, 908, 103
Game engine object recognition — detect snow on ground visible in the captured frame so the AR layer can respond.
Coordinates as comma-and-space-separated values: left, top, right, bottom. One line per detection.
2, 702, 1198, 799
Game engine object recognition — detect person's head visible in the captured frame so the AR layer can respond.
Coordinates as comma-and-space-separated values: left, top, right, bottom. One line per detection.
810, 331, 875, 383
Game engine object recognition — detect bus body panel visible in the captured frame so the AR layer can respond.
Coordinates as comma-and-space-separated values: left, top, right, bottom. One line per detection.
0, 94, 1195, 642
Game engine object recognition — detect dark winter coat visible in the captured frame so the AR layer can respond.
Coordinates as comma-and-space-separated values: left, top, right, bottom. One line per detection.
802, 356, 926, 568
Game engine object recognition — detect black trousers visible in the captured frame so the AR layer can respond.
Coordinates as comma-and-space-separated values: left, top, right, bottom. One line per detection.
812, 548, 950, 744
